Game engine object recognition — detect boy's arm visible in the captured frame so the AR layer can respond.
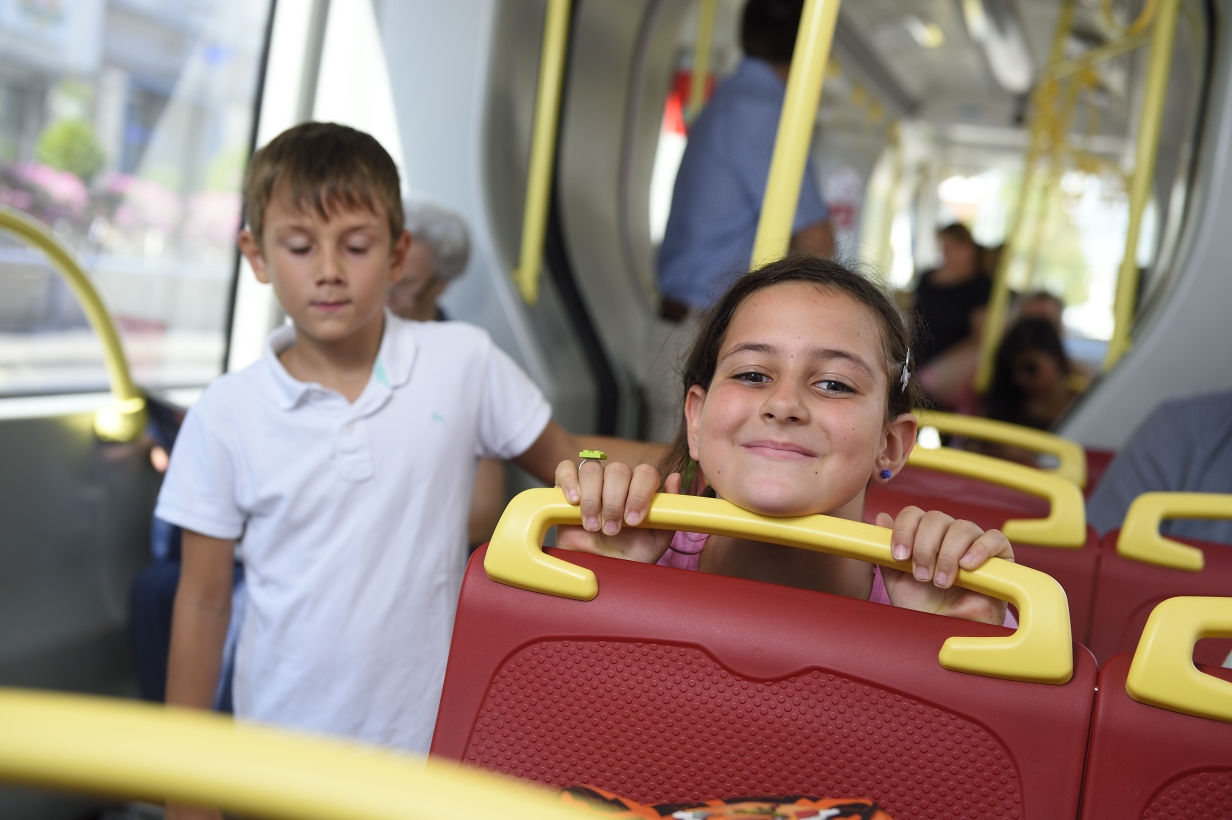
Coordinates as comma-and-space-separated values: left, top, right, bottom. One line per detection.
166, 531, 235, 710
511, 421, 667, 486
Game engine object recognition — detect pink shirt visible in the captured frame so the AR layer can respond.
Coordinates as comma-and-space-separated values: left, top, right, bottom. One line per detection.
658, 530, 1017, 627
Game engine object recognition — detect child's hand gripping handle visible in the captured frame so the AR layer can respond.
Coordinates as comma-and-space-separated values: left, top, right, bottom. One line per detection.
485, 488, 1074, 685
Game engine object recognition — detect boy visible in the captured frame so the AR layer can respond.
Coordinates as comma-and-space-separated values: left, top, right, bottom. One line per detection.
159, 122, 653, 776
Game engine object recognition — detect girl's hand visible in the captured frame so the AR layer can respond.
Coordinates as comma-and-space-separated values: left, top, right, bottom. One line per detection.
876, 507, 1014, 626
554, 459, 682, 563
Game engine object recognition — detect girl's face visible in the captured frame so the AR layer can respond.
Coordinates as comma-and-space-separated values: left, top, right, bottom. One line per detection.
685, 283, 915, 520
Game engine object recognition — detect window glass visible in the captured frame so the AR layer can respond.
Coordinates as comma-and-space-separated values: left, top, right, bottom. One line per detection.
0, 0, 272, 396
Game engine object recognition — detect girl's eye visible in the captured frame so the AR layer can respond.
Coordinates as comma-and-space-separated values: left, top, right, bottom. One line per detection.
735, 371, 770, 384
817, 379, 853, 394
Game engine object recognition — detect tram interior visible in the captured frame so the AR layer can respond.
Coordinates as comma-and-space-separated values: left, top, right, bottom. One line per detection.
1, 0, 1231, 817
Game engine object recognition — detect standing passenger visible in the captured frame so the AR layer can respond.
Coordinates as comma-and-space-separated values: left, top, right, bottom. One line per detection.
657, 0, 833, 321
159, 123, 656, 819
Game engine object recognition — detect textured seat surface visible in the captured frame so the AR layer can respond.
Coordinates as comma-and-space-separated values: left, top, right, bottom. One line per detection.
433, 546, 1097, 819
1079, 652, 1232, 820
1087, 532, 1232, 665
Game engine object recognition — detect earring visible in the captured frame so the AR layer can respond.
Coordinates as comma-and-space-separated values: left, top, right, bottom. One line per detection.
879, 469, 892, 480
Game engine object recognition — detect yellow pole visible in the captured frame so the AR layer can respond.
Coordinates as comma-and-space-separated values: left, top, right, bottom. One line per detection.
974, 1, 1076, 392
685, 0, 718, 124
0, 206, 146, 441
750, 0, 841, 269
513, 0, 572, 305
1104, 0, 1180, 369
1026, 72, 1086, 289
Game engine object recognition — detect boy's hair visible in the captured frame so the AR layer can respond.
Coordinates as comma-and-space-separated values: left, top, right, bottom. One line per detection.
661, 256, 926, 485
741, 0, 803, 64
244, 122, 403, 245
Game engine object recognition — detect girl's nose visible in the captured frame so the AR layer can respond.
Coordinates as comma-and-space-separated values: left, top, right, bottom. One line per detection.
761, 380, 809, 423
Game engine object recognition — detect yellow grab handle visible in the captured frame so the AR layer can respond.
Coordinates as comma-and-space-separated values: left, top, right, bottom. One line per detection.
1118, 492, 1232, 572
0, 206, 146, 441
906, 446, 1087, 548
914, 409, 1088, 488
1126, 597, 1232, 723
485, 488, 1074, 685
0, 688, 586, 820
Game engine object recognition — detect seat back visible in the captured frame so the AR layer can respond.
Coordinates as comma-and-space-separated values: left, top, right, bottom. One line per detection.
432, 489, 1097, 819
1079, 597, 1232, 820
865, 448, 1100, 642
1087, 493, 1232, 664
1083, 449, 1116, 497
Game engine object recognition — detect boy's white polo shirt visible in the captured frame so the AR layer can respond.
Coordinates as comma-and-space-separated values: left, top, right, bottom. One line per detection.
155, 313, 550, 753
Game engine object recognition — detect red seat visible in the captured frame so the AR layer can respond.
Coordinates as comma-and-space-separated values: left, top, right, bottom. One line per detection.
866, 464, 1101, 643
432, 489, 1097, 819
1079, 598, 1232, 820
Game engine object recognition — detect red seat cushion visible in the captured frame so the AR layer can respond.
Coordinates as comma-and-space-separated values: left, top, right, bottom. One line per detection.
1079, 653, 1232, 820
433, 546, 1097, 819
1087, 532, 1232, 665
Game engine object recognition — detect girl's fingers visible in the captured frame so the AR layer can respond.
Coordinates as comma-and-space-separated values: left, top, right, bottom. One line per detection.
959, 529, 1015, 570
599, 461, 634, 535
623, 464, 662, 526
664, 472, 683, 495
556, 460, 581, 504
907, 510, 955, 583
578, 460, 605, 531
932, 519, 984, 589
889, 506, 926, 563
874, 512, 894, 529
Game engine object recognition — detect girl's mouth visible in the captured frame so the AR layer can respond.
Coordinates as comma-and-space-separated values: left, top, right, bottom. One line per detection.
740, 440, 818, 459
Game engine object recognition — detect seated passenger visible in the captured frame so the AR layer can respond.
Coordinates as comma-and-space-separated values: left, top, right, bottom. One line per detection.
1087, 390, 1232, 544
555, 257, 1015, 626
385, 199, 505, 547
983, 317, 1083, 431
158, 123, 657, 820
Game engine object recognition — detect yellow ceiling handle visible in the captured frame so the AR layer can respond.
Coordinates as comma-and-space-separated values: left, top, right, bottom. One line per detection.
1117, 492, 1232, 572
1126, 597, 1232, 723
0, 206, 146, 441
0, 688, 587, 820
906, 446, 1087, 548
485, 488, 1074, 685
914, 409, 1088, 488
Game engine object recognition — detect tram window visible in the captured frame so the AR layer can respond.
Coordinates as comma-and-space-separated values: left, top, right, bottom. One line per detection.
0, 0, 273, 397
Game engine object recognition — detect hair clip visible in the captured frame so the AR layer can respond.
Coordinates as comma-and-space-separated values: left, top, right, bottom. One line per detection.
900, 349, 911, 392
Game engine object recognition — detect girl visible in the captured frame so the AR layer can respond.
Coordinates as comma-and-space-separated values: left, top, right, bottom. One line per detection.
556, 257, 1013, 626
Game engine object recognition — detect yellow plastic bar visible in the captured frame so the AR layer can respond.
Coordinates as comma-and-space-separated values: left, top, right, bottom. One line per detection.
0, 688, 587, 820
1043, 29, 1152, 83
513, 0, 572, 305
1126, 596, 1232, 723
0, 206, 146, 441
750, 0, 841, 268
974, 1, 1076, 392
914, 409, 1088, 488
1102, 0, 1160, 36
906, 446, 1087, 547
485, 488, 1074, 685
1117, 492, 1232, 572
1104, 0, 1180, 369
685, 0, 718, 124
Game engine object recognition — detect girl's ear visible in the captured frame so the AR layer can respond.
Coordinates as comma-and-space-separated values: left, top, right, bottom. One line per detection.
875, 411, 917, 482
684, 385, 708, 462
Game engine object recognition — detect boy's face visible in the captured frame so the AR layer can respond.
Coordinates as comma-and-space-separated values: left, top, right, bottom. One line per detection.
239, 180, 410, 346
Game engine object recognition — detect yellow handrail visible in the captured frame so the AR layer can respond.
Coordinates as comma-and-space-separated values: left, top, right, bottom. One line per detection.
906, 446, 1087, 547
750, 0, 842, 268
1126, 596, 1232, 723
0, 689, 586, 820
1117, 491, 1232, 572
485, 488, 1074, 684
1104, 0, 1180, 369
513, 0, 572, 305
0, 206, 146, 441
685, 0, 718, 124
914, 409, 1088, 488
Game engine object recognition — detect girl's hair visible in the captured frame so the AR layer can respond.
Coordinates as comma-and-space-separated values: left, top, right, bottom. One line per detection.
661, 256, 927, 486
984, 317, 1072, 428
